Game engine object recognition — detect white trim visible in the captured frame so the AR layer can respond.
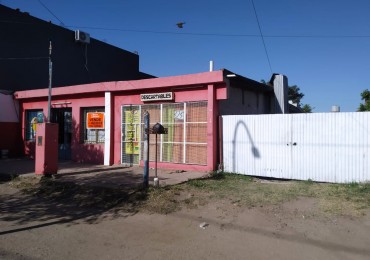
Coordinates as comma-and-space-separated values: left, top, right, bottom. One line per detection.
183, 103, 187, 163
104, 92, 111, 165
139, 106, 142, 163
160, 104, 163, 162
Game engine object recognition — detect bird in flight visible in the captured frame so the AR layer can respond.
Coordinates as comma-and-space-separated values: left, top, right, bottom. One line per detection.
176, 22, 186, 28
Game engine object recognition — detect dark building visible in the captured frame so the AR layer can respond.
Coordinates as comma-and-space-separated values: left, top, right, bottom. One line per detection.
0, 4, 152, 92
0, 4, 152, 158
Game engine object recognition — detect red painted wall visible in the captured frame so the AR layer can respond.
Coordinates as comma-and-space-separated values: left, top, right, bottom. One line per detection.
16, 71, 228, 170
20, 95, 106, 163
0, 122, 23, 157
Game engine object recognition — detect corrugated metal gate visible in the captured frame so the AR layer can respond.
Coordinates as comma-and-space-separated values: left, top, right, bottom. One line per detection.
222, 113, 370, 183
121, 101, 208, 166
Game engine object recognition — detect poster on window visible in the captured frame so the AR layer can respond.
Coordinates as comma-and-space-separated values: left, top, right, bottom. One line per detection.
124, 110, 140, 154
86, 112, 105, 129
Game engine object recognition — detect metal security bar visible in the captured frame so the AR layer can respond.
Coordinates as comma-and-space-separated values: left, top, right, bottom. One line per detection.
138, 101, 208, 165
121, 105, 141, 166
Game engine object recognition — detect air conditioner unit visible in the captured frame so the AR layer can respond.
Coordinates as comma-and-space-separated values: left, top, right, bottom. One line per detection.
75, 30, 90, 44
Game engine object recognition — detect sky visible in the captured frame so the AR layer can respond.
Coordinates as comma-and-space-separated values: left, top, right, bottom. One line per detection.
2, 0, 370, 112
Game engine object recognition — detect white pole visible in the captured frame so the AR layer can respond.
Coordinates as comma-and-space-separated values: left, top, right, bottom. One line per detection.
209, 60, 214, 72
104, 92, 111, 165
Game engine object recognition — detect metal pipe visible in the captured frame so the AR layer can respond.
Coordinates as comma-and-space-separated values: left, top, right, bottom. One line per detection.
155, 133, 158, 179
209, 60, 214, 72
47, 41, 53, 122
143, 111, 150, 188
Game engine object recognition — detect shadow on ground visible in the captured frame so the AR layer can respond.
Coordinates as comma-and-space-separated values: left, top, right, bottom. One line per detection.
0, 178, 148, 235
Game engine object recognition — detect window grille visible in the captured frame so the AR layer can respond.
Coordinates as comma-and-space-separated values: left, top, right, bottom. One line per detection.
121, 101, 208, 166
121, 105, 141, 165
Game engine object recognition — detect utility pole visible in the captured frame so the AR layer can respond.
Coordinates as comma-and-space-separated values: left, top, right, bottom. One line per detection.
143, 111, 150, 188
47, 41, 53, 122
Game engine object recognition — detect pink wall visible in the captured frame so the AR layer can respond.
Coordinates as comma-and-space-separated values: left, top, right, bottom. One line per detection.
20, 95, 106, 163
16, 71, 228, 171
0, 122, 22, 157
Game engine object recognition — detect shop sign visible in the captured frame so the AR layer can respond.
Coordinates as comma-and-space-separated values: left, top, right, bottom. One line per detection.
86, 112, 105, 129
141, 92, 174, 102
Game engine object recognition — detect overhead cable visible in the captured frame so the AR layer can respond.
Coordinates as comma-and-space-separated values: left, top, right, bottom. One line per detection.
250, 0, 273, 73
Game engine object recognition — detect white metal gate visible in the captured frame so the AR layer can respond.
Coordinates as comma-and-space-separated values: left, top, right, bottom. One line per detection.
222, 112, 370, 183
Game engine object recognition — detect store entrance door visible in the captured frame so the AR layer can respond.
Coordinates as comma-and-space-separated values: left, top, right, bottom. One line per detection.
121, 106, 141, 166
51, 108, 72, 160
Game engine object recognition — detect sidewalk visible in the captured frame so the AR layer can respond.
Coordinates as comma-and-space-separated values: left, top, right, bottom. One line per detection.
0, 158, 210, 188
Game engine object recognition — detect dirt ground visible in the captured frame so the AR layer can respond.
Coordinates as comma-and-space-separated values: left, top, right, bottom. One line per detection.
1, 180, 370, 260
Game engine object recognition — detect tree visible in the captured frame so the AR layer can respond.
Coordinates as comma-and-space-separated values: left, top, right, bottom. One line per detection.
288, 85, 304, 106
357, 89, 370, 111
301, 104, 314, 113
261, 80, 314, 112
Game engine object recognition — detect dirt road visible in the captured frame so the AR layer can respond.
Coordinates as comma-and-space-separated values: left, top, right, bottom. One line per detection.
1, 181, 370, 259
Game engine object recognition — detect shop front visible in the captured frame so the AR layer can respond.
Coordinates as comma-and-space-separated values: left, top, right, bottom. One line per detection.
15, 71, 229, 171
15, 69, 276, 172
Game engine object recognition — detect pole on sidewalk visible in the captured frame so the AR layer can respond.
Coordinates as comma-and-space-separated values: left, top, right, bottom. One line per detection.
154, 133, 159, 187
47, 40, 53, 123
143, 111, 150, 188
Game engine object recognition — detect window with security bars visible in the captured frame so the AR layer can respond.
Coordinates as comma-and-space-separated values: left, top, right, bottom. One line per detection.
122, 105, 141, 165
81, 107, 105, 144
138, 101, 208, 165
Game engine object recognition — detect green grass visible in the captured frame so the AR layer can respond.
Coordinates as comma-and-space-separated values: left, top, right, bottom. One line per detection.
9, 172, 370, 216
185, 172, 370, 215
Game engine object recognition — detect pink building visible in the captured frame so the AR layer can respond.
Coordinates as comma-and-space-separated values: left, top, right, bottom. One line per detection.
15, 69, 278, 172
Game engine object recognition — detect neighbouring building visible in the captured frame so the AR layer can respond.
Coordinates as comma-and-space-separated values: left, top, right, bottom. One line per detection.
0, 4, 152, 157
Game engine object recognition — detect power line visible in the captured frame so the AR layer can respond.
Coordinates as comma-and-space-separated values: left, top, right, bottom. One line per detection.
37, 0, 65, 26
251, 0, 273, 74
1, 20, 370, 39
69, 25, 370, 39
0, 56, 48, 60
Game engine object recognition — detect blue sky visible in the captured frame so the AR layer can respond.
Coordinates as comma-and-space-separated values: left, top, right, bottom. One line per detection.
2, 0, 370, 112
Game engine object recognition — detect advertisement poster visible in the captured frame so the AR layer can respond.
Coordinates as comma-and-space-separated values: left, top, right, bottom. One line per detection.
86, 112, 105, 129
124, 110, 140, 154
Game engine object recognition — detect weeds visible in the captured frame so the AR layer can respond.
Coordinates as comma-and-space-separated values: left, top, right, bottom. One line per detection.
9, 172, 370, 217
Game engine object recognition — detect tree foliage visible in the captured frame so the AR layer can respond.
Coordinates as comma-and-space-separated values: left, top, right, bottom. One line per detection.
261, 80, 313, 112
287, 85, 314, 112
301, 104, 314, 113
288, 85, 304, 105
357, 89, 370, 111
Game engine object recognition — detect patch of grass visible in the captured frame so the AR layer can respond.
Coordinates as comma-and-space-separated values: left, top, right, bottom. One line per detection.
187, 172, 253, 191
141, 187, 181, 214
185, 173, 370, 216
11, 173, 370, 217
318, 182, 370, 216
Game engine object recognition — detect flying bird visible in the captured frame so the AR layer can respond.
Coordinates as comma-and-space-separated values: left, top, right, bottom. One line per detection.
176, 22, 186, 28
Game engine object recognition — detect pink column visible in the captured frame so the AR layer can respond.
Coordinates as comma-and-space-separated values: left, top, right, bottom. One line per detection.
35, 123, 58, 175
207, 84, 218, 171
